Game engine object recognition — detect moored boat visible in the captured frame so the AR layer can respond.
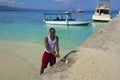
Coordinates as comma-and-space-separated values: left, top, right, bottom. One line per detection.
43, 11, 89, 26
92, 0, 112, 21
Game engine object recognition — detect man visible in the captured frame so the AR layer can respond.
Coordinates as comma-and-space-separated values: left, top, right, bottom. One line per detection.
40, 28, 60, 74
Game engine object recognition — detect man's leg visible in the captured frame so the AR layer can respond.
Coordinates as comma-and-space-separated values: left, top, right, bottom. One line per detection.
40, 68, 44, 75
50, 53, 56, 67
40, 51, 49, 75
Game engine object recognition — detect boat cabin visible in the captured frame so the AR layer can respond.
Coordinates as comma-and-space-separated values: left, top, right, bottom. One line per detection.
43, 12, 75, 21
96, 4, 110, 15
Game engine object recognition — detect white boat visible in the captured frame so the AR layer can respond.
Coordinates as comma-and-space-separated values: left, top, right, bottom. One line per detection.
43, 11, 89, 26
119, 11, 120, 15
92, 0, 112, 21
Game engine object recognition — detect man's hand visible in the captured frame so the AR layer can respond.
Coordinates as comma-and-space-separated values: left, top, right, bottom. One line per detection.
53, 53, 61, 58
56, 54, 61, 58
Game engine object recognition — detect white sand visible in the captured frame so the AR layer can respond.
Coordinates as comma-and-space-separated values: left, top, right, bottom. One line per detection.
0, 40, 43, 80
41, 15, 120, 80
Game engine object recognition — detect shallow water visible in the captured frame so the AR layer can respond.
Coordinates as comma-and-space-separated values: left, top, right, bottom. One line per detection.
0, 11, 117, 54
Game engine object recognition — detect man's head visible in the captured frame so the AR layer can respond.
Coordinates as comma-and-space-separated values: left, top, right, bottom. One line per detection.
49, 28, 56, 36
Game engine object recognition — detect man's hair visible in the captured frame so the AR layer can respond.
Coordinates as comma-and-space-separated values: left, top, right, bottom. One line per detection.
49, 28, 56, 32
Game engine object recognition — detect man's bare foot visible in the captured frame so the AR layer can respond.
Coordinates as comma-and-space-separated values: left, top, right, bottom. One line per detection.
40, 69, 44, 75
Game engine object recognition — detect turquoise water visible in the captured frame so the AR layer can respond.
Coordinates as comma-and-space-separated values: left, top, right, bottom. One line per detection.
0, 11, 118, 54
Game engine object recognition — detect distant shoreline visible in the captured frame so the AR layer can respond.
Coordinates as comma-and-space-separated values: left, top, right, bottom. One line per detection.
0, 5, 119, 12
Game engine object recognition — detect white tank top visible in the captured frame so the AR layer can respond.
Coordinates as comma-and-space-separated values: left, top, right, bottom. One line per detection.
45, 35, 57, 53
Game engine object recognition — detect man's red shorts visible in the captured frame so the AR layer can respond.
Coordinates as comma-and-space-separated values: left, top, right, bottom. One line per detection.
41, 51, 56, 69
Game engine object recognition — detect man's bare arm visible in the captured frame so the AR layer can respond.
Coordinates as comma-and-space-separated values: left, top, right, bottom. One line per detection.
55, 36, 60, 58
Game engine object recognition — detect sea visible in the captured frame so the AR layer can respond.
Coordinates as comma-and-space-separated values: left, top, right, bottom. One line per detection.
0, 10, 118, 54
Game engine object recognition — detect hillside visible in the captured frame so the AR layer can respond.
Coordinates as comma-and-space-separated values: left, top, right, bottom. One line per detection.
0, 5, 33, 11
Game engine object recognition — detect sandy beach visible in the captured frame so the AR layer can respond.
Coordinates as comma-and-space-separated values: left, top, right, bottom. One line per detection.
41, 15, 120, 80
0, 41, 44, 80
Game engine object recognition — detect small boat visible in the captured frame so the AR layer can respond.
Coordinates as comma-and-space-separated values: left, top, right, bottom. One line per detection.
43, 11, 89, 26
92, 0, 112, 21
119, 11, 120, 15
75, 9, 83, 13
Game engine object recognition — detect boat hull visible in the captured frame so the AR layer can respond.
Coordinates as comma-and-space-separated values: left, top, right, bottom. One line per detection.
43, 21, 89, 26
92, 14, 111, 22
